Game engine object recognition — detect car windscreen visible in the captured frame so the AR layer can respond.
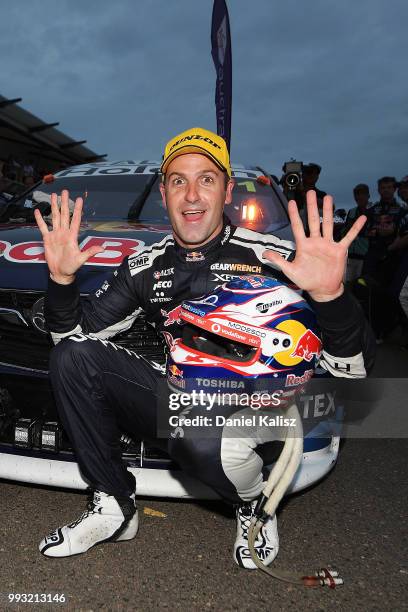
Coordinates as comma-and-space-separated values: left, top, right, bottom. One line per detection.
4, 175, 158, 221
226, 177, 288, 232
2, 172, 288, 232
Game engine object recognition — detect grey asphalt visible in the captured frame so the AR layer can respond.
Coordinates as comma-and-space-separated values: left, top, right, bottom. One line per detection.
1, 343, 407, 612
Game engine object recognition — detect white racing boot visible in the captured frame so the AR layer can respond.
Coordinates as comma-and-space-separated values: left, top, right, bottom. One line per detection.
233, 499, 279, 569
39, 490, 138, 557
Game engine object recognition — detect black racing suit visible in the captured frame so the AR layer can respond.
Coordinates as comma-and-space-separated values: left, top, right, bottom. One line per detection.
45, 217, 375, 503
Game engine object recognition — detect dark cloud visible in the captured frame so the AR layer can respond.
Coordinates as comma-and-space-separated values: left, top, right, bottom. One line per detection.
1, 0, 407, 206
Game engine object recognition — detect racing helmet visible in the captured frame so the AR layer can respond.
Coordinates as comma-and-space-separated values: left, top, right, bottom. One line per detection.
166, 275, 322, 403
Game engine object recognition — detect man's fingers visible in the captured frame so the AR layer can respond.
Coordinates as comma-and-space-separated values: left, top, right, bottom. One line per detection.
70, 198, 84, 235
263, 249, 292, 277
50, 193, 60, 230
306, 191, 321, 237
321, 195, 334, 240
60, 190, 70, 229
287, 200, 305, 243
79, 245, 105, 265
340, 215, 367, 249
34, 208, 49, 237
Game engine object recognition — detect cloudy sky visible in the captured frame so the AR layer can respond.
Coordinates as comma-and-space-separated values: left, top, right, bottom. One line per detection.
1, 0, 407, 207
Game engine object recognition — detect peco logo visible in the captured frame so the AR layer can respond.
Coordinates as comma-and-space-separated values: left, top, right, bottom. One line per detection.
153, 280, 172, 290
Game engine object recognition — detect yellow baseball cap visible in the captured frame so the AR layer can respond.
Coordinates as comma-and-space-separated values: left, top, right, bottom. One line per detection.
160, 127, 231, 178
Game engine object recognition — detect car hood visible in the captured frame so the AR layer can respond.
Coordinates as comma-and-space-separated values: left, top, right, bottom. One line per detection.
0, 221, 171, 292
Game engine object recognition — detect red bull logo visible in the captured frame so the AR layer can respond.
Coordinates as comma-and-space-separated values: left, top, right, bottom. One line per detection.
185, 251, 205, 262
290, 330, 322, 362
161, 305, 183, 327
169, 364, 183, 377
285, 368, 314, 387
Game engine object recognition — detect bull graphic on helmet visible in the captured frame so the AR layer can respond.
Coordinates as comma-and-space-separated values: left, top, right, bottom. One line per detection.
166, 275, 322, 398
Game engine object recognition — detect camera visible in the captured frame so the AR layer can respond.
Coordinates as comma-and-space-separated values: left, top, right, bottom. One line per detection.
282, 160, 303, 189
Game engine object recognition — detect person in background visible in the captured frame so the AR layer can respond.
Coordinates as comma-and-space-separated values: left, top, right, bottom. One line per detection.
282, 163, 328, 232
302, 163, 327, 209
387, 177, 408, 346
280, 162, 327, 213
344, 184, 371, 282
361, 177, 406, 342
363, 176, 404, 281
397, 175, 408, 209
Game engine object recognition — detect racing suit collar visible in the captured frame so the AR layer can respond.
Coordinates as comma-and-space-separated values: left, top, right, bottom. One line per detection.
175, 215, 234, 263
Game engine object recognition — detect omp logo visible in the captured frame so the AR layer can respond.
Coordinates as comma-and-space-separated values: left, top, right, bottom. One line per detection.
237, 546, 272, 561
129, 256, 149, 270
169, 135, 222, 152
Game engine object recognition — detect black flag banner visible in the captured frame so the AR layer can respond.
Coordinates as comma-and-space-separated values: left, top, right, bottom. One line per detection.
211, 0, 232, 153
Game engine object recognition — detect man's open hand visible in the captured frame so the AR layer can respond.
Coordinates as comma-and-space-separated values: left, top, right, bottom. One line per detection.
34, 190, 104, 285
263, 190, 366, 302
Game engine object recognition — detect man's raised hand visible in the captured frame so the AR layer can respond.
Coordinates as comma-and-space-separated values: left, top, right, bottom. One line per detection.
262, 190, 367, 302
34, 190, 104, 285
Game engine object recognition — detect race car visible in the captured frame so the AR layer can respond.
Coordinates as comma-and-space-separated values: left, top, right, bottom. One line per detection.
0, 160, 340, 498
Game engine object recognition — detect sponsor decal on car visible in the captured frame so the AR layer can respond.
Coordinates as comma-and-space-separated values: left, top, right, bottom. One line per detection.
55, 163, 160, 178
1, 237, 145, 267
79, 237, 145, 267
0, 240, 9, 255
